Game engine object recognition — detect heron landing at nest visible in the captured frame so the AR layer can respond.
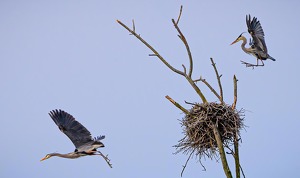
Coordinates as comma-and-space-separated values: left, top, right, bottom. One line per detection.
231, 15, 276, 67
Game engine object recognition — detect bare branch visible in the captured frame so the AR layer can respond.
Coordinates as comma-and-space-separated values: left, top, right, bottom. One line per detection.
226, 144, 244, 178
234, 136, 240, 178
212, 125, 233, 178
232, 75, 238, 109
181, 65, 207, 103
184, 101, 197, 105
117, 20, 185, 76
210, 58, 224, 103
185, 75, 207, 103
182, 64, 187, 74
132, 19, 136, 33
240, 164, 246, 178
117, 16, 207, 103
176, 5, 183, 25
171, 19, 193, 78
197, 77, 221, 101
165, 95, 189, 114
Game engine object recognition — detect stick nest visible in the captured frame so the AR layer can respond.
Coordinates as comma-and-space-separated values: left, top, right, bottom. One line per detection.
175, 102, 244, 159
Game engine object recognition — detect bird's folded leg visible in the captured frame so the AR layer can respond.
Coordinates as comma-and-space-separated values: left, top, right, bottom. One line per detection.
96, 151, 113, 168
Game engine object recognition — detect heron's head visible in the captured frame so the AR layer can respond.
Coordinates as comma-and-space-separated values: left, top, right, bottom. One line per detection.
40, 154, 52, 161
230, 32, 246, 45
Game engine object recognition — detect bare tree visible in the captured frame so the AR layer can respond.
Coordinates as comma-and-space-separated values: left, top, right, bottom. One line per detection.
117, 6, 245, 178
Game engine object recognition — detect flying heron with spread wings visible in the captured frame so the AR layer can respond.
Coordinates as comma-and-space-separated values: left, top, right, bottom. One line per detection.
40, 109, 112, 167
231, 14, 276, 67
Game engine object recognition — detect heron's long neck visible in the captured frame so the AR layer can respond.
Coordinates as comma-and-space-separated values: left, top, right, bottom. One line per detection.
240, 36, 250, 54
49, 152, 80, 159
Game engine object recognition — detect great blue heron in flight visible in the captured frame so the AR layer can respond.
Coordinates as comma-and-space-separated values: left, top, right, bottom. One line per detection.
40, 109, 112, 168
231, 14, 276, 67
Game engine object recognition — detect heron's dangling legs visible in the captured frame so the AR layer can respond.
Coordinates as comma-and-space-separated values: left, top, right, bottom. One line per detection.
95, 151, 113, 168
256, 58, 264, 66
240, 58, 264, 68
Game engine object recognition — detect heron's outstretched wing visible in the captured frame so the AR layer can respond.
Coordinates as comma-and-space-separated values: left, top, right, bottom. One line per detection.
49, 109, 93, 148
246, 14, 268, 53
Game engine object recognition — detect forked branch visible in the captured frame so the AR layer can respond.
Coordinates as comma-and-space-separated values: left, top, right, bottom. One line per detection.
117, 9, 207, 103
118, 5, 242, 178
210, 58, 224, 103
116, 20, 185, 77
193, 58, 223, 102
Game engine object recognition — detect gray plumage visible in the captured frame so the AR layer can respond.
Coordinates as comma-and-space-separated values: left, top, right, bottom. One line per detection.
231, 14, 275, 67
41, 109, 105, 161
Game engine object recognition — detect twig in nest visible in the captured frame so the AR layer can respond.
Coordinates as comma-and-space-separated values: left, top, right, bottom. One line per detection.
184, 101, 197, 106
175, 102, 244, 177
181, 148, 195, 177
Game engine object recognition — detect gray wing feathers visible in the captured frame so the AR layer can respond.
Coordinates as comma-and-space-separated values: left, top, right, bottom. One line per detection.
49, 109, 93, 148
246, 15, 268, 53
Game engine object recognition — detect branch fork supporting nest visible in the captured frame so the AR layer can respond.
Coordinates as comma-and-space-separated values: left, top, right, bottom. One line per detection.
118, 5, 244, 178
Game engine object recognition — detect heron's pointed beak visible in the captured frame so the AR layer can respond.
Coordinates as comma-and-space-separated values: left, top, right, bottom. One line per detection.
40, 156, 47, 161
230, 39, 238, 45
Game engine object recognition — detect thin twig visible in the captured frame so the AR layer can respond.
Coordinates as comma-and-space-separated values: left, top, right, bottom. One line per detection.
165, 95, 189, 114
132, 19, 136, 32
181, 148, 195, 177
97, 151, 113, 168
176, 5, 183, 25
232, 75, 238, 109
117, 17, 207, 103
240, 164, 246, 178
117, 20, 185, 77
182, 64, 187, 74
198, 77, 221, 101
226, 144, 244, 178
199, 159, 207, 171
171, 19, 193, 78
184, 101, 197, 105
210, 58, 223, 103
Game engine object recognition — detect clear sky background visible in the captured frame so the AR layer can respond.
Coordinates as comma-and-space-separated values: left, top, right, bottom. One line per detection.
1, 1, 299, 178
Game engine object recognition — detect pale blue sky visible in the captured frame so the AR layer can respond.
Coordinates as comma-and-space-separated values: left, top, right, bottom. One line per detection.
1, 1, 300, 178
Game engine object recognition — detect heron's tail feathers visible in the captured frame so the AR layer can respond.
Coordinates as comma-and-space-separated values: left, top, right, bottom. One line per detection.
268, 55, 276, 61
